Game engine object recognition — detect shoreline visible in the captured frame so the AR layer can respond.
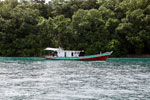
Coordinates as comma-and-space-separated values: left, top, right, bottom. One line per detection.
126, 55, 150, 58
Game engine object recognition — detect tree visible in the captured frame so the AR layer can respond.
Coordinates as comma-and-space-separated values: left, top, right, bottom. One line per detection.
0, 0, 150, 57
71, 9, 108, 54
52, 15, 71, 47
106, 39, 121, 56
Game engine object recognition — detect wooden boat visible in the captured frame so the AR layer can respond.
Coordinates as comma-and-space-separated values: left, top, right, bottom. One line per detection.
44, 47, 113, 61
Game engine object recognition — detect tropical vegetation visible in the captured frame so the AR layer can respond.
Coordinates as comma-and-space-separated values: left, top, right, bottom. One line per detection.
0, 0, 150, 57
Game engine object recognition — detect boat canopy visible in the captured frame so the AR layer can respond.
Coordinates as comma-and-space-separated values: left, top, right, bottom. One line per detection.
44, 47, 84, 57
44, 47, 84, 52
44, 47, 62, 51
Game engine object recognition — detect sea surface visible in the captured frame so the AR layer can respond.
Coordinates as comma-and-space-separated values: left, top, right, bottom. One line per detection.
0, 57, 150, 100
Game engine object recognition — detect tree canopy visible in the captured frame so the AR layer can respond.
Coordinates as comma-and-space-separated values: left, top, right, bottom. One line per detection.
0, 0, 150, 57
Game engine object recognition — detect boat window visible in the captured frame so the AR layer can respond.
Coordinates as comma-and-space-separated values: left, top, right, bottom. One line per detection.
65, 52, 66, 57
72, 52, 73, 57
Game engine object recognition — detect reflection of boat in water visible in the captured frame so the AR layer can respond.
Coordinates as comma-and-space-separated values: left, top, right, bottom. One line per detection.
44, 47, 113, 61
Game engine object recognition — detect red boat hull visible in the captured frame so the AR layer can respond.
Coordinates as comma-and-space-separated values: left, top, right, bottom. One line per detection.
75, 55, 110, 61
46, 52, 112, 61
46, 55, 110, 61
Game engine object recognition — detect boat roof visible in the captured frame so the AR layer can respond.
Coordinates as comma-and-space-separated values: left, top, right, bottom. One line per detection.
44, 47, 62, 51
44, 47, 84, 52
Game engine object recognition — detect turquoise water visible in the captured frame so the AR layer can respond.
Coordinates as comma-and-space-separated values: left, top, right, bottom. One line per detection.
0, 57, 150, 100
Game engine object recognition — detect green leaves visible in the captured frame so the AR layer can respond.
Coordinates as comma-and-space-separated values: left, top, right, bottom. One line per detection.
106, 39, 121, 56
71, 9, 108, 54
116, 22, 133, 34
127, 9, 145, 24
0, 0, 150, 57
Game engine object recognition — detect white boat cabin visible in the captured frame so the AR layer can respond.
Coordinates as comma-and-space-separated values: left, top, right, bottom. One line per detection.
44, 47, 83, 57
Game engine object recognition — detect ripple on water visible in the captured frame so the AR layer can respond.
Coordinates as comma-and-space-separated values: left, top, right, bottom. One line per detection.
0, 58, 150, 100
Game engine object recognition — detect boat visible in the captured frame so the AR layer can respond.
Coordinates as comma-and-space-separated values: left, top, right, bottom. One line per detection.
44, 47, 113, 61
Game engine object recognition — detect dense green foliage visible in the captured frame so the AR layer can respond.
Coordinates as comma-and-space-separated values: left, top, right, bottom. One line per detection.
0, 0, 150, 57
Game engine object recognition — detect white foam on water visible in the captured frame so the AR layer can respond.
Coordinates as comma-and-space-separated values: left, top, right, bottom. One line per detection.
0, 59, 150, 99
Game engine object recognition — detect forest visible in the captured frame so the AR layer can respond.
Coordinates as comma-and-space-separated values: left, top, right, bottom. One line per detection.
0, 0, 150, 57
